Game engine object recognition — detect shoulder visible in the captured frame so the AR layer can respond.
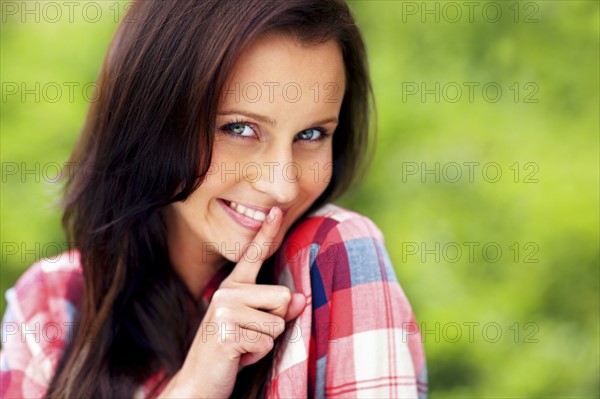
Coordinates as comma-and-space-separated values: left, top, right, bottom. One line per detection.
5, 250, 84, 325
270, 205, 428, 397
1, 251, 84, 397
11, 250, 83, 293
278, 206, 428, 397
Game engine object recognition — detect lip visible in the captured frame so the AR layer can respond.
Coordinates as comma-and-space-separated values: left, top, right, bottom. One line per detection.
217, 198, 264, 232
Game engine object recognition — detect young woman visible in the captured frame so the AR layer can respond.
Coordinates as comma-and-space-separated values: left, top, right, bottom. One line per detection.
0, 1, 427, 397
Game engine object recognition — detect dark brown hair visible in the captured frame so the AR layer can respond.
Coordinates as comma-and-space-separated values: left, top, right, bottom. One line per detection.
47, 0, 373, 397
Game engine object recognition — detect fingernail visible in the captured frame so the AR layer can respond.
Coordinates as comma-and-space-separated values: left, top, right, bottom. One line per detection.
268, 207, 278, 222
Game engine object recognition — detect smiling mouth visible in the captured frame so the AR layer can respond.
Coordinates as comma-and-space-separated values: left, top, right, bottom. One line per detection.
221, 199, 267, 222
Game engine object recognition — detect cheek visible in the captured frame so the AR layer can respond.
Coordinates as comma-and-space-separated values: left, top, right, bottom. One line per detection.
202, 141, 244, 186
170, 190, 206, 223
297, 154, 333, 198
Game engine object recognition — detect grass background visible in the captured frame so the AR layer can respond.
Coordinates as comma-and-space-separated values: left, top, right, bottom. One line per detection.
1, 1, 599, 397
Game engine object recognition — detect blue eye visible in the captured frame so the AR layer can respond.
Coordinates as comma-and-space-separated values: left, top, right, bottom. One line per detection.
224, 122, 255, 137
219, 119, 329, 143
296, 128, 324, 141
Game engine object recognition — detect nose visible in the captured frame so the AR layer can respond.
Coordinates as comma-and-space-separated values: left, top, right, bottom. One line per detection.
250, 146, 299, 206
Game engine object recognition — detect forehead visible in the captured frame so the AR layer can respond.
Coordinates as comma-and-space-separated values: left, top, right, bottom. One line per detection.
220, 34, 346, 111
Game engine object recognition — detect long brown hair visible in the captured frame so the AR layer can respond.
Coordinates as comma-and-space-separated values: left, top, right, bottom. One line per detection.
47, 0, 373, 397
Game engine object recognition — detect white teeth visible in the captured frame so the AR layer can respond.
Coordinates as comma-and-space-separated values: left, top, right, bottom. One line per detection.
227, 201, 266, 222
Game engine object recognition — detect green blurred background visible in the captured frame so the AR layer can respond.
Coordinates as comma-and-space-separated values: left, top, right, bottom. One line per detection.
1, 0, 598, 397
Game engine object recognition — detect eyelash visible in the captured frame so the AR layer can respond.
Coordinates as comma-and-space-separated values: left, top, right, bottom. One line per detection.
218, 118, 331, 143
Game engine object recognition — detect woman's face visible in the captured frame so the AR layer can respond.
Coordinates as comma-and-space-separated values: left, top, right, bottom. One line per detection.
166, 34, 346, 267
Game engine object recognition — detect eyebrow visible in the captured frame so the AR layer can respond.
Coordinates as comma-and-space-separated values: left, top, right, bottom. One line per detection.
217, 110, 338, 127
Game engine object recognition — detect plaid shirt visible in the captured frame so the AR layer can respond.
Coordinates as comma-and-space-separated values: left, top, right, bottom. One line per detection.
1, 204, 427, 398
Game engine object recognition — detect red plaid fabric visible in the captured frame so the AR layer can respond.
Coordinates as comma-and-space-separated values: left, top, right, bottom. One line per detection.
1, 251, 83, 398
1, 204, 427, 398
264, 204, 427, 398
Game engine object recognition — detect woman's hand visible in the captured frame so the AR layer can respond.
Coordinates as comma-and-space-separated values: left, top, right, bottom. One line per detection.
159, 207, 306, 398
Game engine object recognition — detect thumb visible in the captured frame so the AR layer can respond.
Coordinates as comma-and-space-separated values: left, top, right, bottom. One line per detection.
284, 293, 307, 322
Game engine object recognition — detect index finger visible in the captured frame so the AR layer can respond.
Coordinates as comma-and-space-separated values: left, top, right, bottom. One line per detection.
223, 206, 283, 284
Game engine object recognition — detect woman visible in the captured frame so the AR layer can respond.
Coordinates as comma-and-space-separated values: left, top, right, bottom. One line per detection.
0, 0, 427, 398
